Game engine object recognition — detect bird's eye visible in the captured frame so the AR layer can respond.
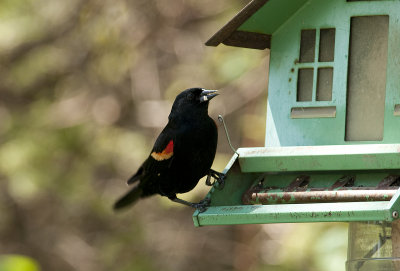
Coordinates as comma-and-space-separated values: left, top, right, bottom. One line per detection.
187, 93, 194, 100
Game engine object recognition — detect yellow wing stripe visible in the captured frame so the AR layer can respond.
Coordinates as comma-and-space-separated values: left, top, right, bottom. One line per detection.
151, 151, 173, 161
151, 140, 174, 161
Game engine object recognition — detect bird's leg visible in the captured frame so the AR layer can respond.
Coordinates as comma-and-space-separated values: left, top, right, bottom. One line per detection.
205, 169, 226, 190
205, 173, 213, 186
169, 195, 211, 213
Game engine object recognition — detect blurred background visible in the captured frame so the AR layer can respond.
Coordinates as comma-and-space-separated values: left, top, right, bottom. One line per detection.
0, 0, 347, 270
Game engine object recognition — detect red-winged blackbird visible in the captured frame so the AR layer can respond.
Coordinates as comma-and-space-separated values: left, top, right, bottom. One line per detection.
114, 87, 224, 211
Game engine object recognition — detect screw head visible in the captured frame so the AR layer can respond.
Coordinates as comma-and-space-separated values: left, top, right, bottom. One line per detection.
393, 211, 399, 219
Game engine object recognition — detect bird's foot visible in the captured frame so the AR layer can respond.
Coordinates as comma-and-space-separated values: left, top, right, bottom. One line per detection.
205, 169, 226, 190
170, 196, 211, 213
193, 198, 211, 213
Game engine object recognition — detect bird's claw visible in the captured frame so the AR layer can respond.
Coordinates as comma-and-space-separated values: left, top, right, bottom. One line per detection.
170, 196, 210, 212
193, 198, 211, 213
215, 173, 225, 190
205, 174, 213, 186
205, 169, 226, 190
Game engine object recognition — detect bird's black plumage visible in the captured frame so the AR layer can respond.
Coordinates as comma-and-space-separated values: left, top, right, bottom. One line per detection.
114, 87, 222, 210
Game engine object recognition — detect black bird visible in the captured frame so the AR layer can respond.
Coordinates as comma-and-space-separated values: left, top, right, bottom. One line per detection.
114, 87, 224, 211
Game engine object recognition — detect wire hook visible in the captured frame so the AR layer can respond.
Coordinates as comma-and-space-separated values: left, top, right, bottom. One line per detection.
218, 115, 239, 156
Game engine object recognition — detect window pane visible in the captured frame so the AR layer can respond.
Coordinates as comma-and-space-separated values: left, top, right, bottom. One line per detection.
299, 29, 316, 63
317, 68, 333, 101
319, 29, 335, 62
345, 16, 389, 141
297, 68, 313, 101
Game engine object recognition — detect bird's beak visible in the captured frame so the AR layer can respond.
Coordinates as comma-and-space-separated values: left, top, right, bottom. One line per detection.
199, 89, 218, 103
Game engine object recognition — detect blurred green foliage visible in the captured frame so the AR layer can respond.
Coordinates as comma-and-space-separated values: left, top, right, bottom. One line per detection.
0, 0, 347, 270
0, 255, 40, 271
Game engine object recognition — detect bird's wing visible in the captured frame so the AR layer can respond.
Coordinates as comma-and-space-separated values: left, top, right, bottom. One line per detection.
126, 124, 176, 185
150, 124, 175, 162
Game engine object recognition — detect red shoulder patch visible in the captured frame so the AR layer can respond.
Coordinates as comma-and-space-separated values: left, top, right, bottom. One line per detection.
164, 140, 174, 154
151, 140, 174, 161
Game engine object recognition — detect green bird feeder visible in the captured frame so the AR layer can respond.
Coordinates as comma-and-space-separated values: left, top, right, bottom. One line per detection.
194, 0, 400, 270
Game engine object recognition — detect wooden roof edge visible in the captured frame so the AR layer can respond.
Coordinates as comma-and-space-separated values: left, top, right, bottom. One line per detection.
205, 0, 269, 47
222, 30, 271, 50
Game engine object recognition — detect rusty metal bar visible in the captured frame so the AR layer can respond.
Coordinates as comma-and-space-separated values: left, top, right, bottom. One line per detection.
244, 190, 398, 204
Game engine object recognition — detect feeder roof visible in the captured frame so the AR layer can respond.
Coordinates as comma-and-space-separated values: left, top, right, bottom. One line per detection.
206, 0, 308, 49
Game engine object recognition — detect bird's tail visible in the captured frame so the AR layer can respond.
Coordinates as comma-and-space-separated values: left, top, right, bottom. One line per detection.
114, 185, 143, 210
